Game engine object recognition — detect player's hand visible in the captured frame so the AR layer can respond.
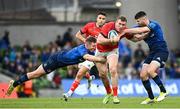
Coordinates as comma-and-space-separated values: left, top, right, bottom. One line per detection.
118, 31, 126, 39
98, 57, 106, 63
134, 32, 149, 40
111, 36, 120, 44
134, 34, 142, 40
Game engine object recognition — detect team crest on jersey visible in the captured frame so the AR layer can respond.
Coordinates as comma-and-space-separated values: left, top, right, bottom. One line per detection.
47, 69, 52, 73
156, 57, 161, 61
79, 58, 84, 61
149, 33, 155, 37
44, 63, 47, 67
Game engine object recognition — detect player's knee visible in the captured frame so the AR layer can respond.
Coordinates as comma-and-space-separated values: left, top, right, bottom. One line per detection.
109, 67, 117, 76
28, 72, 41, 79
140, 72, 148, 80
99, 73, 106, 79
76, 72, 83, 79
146, 68, 155, 75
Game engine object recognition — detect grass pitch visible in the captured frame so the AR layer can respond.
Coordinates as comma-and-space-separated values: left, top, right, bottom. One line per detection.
0, 97, 179, 109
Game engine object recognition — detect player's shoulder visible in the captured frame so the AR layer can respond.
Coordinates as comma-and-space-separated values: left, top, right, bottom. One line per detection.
148, 20, 162, 30
103, 21, 115, 29
150, 20, 158, 23
105, 21, 115, 26
77, 44, 86, 50
150, 20, 160, 26
78, 44, 89, 54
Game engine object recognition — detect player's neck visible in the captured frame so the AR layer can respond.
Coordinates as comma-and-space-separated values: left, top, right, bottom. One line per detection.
146, 19, 150, 25
95, 22, 101, 28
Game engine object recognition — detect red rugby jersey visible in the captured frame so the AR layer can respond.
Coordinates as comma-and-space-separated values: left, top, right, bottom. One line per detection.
97, 22, 130, 52
80, 22, 102, 38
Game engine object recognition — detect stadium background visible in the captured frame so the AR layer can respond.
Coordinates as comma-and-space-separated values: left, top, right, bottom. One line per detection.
0, 0, 180, 100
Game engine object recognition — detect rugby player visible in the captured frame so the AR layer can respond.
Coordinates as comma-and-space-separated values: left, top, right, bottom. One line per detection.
63, 12, 113, 101
123, 11, 169, 104
6, 37, 106, 96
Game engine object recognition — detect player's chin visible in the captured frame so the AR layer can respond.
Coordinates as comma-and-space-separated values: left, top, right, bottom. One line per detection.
99, 23, 104, 27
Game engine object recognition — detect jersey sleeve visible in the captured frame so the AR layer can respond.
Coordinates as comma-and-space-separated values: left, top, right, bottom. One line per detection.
80, 23, 90, 34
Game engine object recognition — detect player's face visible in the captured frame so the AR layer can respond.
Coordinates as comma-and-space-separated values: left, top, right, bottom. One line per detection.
136, 16, 147, 26
86, 42, 96, 52
115, 19, 127, 32
96, 15, 106, 27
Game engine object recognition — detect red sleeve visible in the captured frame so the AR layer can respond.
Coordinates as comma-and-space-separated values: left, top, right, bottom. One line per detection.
80, 23, 91, 34
101, 22, 114, 38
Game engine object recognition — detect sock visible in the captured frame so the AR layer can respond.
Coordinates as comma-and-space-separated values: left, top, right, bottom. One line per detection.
67, 90, 73, 96
112, 87, 118, 96
85, 73, 91, 80
104, 84, 112, 94
13, 74, 29, 87
152, 75, 166, 93
142, 80, 154, 99
70, 80, 80, 92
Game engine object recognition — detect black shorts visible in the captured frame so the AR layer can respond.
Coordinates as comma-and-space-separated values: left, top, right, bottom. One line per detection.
42, 52, 65, 74
144, 50, 169, 68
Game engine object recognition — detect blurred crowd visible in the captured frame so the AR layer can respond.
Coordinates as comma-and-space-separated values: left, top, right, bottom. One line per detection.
0, 28, 180, 97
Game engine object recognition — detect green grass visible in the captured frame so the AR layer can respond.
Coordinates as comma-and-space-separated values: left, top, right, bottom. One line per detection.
0, 97, 179, 109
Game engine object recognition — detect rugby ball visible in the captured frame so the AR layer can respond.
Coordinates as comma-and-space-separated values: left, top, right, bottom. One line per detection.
108, 30, 118, 39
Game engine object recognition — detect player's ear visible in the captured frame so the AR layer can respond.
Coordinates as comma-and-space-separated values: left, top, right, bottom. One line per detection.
84, 43, 89, 49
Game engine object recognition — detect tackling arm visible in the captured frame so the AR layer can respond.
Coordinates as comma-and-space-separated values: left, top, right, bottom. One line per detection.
124, 27, 150, 34
83, 54, 106, 63
130, 32, 149, 42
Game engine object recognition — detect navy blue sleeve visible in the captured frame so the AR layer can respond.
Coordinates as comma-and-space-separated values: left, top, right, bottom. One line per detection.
132, 25, 139, 28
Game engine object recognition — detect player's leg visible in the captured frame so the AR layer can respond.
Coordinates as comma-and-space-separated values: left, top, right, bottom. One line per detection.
81, 61, 96, 89
6, 65, 46, 96
84, 72, 95, 89
6, 53, 59, 96
147, 52, 169, 102
147, 61, 166, 93
107, 53, 120, 104
95, 50, 112, 104
96, 62, 112, 104
140, 64, 156, 104
63, 66, 89, 101
63, 61, 95, 101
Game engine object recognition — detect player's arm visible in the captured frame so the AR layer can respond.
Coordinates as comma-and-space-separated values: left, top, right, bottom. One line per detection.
134, 32, 149, 39
97, 34, 119, 45
130, 32, 149, 42
124, 27, 150, 34
129, 36, 141, 42
75, 31, 86, 43
83, 54, 106, 63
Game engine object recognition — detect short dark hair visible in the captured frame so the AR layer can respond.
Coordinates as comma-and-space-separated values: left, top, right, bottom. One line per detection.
86, 36, 97, 43
135, 11, 147, 19
97, 11, 107, 16
117, 16, 127, 22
